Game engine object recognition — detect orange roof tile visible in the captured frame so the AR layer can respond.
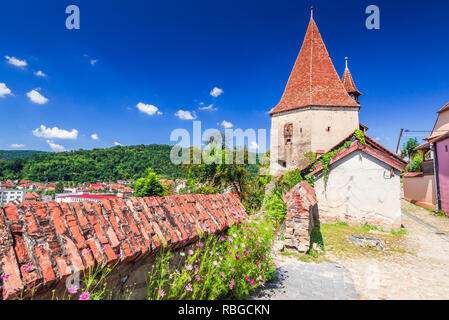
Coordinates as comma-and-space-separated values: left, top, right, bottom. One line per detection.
438, 102, 449, 113
341, 61, 361, 96
270, 16, 359, 115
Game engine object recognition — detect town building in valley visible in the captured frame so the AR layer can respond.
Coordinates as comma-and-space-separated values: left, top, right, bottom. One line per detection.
0, 189, 25, 206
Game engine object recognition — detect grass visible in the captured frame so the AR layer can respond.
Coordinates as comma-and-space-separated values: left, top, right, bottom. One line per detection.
289, 222, 409, 263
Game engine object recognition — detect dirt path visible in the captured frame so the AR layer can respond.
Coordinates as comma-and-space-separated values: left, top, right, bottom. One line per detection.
330, 200, 449, 300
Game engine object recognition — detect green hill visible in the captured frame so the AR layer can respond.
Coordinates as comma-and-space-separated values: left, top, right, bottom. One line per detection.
0, 145, 261, 183
0, 150, 45, 160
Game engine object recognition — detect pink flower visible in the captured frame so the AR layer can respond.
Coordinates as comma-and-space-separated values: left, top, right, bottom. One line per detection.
231, 268, 235, 272
235, 255, 240, 260
261, 255, 265, 261
255, 242, 260, 247
196, 243, 204, 248
186, 265, 193, 271
188, 249, 194, 255
79, 292, 90, 300
68, 285, 78, 294
210, 228, 216, 233
245, 276, 249, 281
220, 236, 225, 241
196, 275, 201, 281
234, 245, 238, 250
159, 290, 165, 297
185, 283, 193, 291
250, 279, 255, 285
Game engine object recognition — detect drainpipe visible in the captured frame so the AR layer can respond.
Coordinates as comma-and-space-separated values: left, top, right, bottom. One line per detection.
431, 142, 442, 211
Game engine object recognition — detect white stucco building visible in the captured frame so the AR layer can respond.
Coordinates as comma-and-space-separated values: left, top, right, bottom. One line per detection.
0, 189, 25, 206
304, 134, 407, 229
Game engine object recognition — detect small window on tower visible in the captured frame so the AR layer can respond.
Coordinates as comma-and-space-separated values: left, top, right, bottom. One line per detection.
284, 123, 293, 145
326, 126, 331, 132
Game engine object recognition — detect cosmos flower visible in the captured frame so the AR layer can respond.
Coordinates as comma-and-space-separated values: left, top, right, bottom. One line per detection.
185, 283, 193, 291
188, 249, 194, 255
186, 265, 193, 271
159, 290, 165, 297
79, 292, 90, 300
68, 285, 78, 294
250, 279, 255, 285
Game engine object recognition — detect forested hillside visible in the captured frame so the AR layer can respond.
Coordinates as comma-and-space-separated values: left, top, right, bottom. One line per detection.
0, 150, 45, 160
0, 145, 261, 182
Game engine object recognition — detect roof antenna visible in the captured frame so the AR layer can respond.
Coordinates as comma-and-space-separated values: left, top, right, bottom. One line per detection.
310, 6, 314, 19
345, 57, 349, 70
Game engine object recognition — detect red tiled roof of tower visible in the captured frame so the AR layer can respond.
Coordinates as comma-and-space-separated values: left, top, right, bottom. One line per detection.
270, 16, 359, 115
342, 62, 361, 96
0, 193, 247, 300
438, 102, 449, 113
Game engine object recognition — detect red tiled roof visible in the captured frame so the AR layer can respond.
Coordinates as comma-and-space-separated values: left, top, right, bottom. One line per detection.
0, 193, 246, 300
402, 172, 424, 177
301, 132, 407, 176
270, 16, 359, 115
415, 134, 444, 151
438, 102, 449, 113
56, 194, 123, 200
342, 67, 361, 96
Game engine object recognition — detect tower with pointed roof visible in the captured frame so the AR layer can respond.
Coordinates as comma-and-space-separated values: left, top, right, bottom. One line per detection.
270, 9, 362, 176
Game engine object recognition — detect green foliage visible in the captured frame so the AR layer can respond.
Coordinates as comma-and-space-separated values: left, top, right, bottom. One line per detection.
281, 169, 304, 191
0, 144, 189, 182
354, 129, 366, 145
134, 168, 164, 197
45, 189, 56, 199
410, 154, 423, 172
0, 150, 45, 160
241, 175, 272, 214
145, 214, 276, 300
401, 138, 419, 160
55, 181, 64, 194
318, 140, 352, 182
264, 191, 286, 223
304, 152, 317, 164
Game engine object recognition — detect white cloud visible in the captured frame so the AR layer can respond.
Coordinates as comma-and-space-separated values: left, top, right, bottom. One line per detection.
27, 88, 48, 104
210, 87, 224, 98
249, 141, 259, 150
136, 102, 162, 116
114, 142, 122, 146
220, 120, 233, 129
32, 125, 78, 139
199, 104, 217, 111
374, 137, 381, 141
90, 59, 98, 65
34, 70, 47, 77
0, 83, 12, 98
91, 133, 99, 140
175, 110, 197, 120
5, 56, 27, 68
46, 140, 66, 152
10, 144, 25, 148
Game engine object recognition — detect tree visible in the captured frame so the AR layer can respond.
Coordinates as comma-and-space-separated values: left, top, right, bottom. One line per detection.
134, 168, 164, 197
55, 181, 64, 193
400, 138, 419, 161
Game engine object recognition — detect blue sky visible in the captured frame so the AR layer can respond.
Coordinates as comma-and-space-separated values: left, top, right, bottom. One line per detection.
0, 0, 448, 154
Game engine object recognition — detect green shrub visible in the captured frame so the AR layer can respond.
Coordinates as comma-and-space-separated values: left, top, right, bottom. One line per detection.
264, 191, 287, 223
410, 155, 423, 172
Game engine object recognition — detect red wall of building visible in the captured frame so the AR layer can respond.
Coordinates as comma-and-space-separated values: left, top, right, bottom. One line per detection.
437, 137, 449, 213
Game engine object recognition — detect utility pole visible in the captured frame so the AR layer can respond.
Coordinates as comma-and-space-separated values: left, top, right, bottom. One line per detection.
395, 128, 404, 155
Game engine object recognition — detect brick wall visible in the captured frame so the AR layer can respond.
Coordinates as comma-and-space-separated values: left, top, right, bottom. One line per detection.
282, 181, 318, 253
0, 193, 247, 300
